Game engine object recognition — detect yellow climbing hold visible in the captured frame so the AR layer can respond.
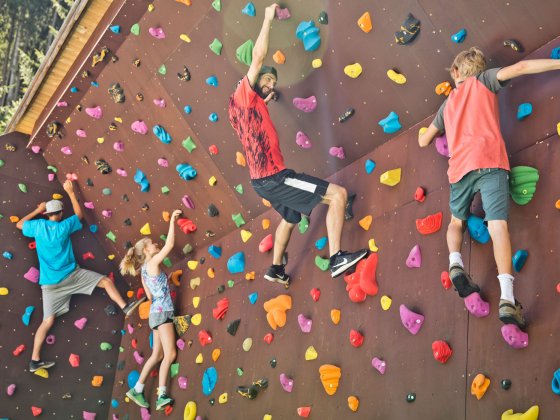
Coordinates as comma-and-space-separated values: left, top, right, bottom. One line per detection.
34, 368, 49, 378
557, 122, 560, 136
359, 215, 373, 231
380, 168, 402, 186
184, 401, 197, 420
240, 229, 252, 242
501, 405, 539, 420
0, 287, 8, 296
207, 268, 215, 278
330, 309, 341, 325
344, 63, 362, 78
419, 127, 428, 136
236, 151, 246, 167
180, 34, 192, 43
190, 277, 201, 289
52, 193, 63, 200
380, 295, 392, 310
263, 416, 272, 420
368, 238, 379, 252
312, 59, 322, 68
212, 348, 221, 362
262, 218, 270, 229
191, 313, 202, 326
242, 337, 253, 352
140, 223, 151, 235
305, 345, 318, 360
192, 296, 200, 308
97, 137, 105, 144
195, 353, 203, 364
209, 176, 217, 186
148, 3, 154, 11
387, 69, 406, 84
262, 198, 271, 207
187, 260, 198, 270
108, 254, 115, 260
218, 392, 228, 404
114, 117, 123, 123
245, 271, 255, 281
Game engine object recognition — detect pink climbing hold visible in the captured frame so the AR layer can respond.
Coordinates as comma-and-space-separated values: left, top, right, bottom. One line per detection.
134, 350, 145, 365
83, 411, 96, 420
61, 146, 72, 155
296, 131, 312, 149
182, 195, 195, 209
66, 172, 78, 181
329, 146, 345, 159
464, 292, 490, 318
298, 314, 312, 333
6, 383, 16, 396
264, 333, 274, 344
148, 26, 166, 39
178, 376, 188, 389
31, 145, 41, 154
372, 357, 386, 374
76, 129, 87, 138
501, 324, 529, 349
131, 120, 148, 134
275, 7, 291, 20
69, 353, 80, 367
140, 407, 150, 420
259, 234, 273, 253
153, 98, 166, 107
176, 338, 185, 350
116, 168, 127, 177
279, 373, 294, 392
45, 334, 55, 345
157, 158, 169, 167
127, 323, 134, 334
48, 173, 55, 182
57, 101, 68, 107
399, 304, 425, 335
292, 96, 317, 112
24, 266, 40, 283
85, 106, 103, 120
101, 209, 112, 217
435, 134, 450, 157
406, 244, 422, 268
113, 141, 124, 152
74, 317, 87, 330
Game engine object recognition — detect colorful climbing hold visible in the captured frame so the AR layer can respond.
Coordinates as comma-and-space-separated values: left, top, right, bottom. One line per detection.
501, 405, 539, 420
380, 168, 401, 186
432, 340, 453, 363
512, 249, 528, 272
264, 294, 292, 330
344, 63, 362, 78
318, 364, 341, 395
387, 69, 406, 84
357, 11, 372, 33
509, 166, 539, 205
451, 28, 467, 43
399, 304, 424, 335
471, 373, 490, 400
406, 245, 422, 268
378, 111, 402, 134
372, 357, 386, 374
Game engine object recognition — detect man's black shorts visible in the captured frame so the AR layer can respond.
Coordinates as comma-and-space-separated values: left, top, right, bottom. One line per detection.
251, 169, 329, 223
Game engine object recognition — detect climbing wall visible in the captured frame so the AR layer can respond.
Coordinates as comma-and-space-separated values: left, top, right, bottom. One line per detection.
0, 132, 129, 418
3, 0, 560, 419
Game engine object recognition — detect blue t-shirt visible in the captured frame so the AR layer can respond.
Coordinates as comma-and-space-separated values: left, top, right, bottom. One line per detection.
22, 215, 82, 285
141, 264, 174, 313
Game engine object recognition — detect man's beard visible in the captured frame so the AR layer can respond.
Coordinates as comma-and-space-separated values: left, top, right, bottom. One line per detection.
255, 84, 270, 99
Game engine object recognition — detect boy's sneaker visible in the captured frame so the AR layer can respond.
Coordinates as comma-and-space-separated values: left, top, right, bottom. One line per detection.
330, 249, 369, 278
156, 393, 174, 411
449, 264, 480, 298
264, 265, 290, 285
123, 297, 147, 317
499, 299, 526, 329
29, 360, 55, 372
237, 385, 259, 400
126, 388, 149, 408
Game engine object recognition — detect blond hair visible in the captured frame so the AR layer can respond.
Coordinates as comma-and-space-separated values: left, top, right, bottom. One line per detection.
449, 47, 486, 79
119, 238, 151, 276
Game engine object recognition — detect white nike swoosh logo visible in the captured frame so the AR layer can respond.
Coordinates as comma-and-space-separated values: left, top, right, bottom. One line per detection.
331, 258, 348, 268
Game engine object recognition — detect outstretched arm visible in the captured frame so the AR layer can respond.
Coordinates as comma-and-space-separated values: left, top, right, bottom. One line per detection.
63, 180, 83, 220
16, 202, 46, 230
497, 59, 560, 81
418, 124, 441, 148
148, 209, 182, 268
247, 3, 277, 86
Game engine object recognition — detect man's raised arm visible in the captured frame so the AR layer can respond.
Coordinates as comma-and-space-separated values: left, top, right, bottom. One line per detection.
247, 3, 278, 86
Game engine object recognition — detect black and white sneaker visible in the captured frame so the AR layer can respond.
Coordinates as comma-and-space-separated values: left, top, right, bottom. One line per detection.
29, 360, 55, 372
449, 264, 480, 298
264, 265, 290, 285
330, 249, 369, 278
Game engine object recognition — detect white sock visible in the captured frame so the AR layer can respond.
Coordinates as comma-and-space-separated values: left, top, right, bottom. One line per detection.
498, 273, 515, 303
449, 252, 464, 269
157, 386, 167, 397
134, 382, 144, 393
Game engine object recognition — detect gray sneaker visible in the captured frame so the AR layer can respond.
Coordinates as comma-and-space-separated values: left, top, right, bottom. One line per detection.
123, 297, 146, 317
126, 388, 149, 408
499, 299, 526, 329
29, 360, 55, 372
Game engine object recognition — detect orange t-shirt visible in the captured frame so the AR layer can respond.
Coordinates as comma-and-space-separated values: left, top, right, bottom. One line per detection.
432, 68, 510, 184
228, 76, 286, 179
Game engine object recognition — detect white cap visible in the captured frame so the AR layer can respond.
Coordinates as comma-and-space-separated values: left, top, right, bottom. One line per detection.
45, 200, 64, 214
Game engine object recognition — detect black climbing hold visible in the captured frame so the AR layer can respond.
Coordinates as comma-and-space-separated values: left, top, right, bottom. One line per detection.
104, 304, 118, 316
75, 104, 82, 112
86, 178, 94, 187
270, 358, 277, 368
62, 393, 72, 399
46, 121, 63, 139
124, 241, 132, 249
108, 82, 125, 103
136, 93, 144, 101
109, 122, 117, 131
117, 360, 125, 370
187, 340, 193, 348
199, 257, 205, 264
81, 70, 90, 78
501, 379, 512, 390
205, 230, 216, 238
209, 398, 215, 406
503, 39, 524, 53
178, 65, 191, 81
406, 393, 416, 402
81, 155, 89, 164
142, 203, 149, 211
97, 400, 105, 406
105, 363, 113, 369
318, 11, 328, 24
133, 58, 141, 67
345, 193, 356, 220
217, 285, 225, 293
208, 204, 219, 217
338, 107, 355, 123
123, 218, 132, 226
227, 319, 241, 336
95, 159, 111, 174
122, 194, 129, 202
111, 329, 118, 335
395, 13, 421, 45
111, 55, 119, 63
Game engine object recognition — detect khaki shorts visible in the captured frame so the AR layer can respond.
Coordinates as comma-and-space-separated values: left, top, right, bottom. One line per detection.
41, 267, 104, 319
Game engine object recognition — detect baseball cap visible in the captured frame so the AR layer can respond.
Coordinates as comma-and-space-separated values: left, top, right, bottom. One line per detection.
259, 65, 278, 80
45, 200, 64, 214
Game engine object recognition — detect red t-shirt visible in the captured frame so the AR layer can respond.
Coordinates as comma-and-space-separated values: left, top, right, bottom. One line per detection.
228, 76, 286, 179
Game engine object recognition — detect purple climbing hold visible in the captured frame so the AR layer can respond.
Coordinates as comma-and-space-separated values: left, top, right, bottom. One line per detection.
134, 350, 144, 365
178, 376, 188, 389
131, 120, 148, 134
372, 357, 386, 375
24, 266, 39, 283
275, 7, 291, 20
329, 146, 345, 159
464, 292, 490, 318
148, 26, 165, 39
113, 141, 124, 152
298, 314, 312, 333
279, 373, 294, 392
399, 304, 425, 335
182, 195, 195, 209
406, 245, 422, 268
435, 134, 450, 157
296, 131, 312, 148
177, 338, 185, 350
102, 209, 112, 218
293, 96, 317, 112
501, 324, 529, 349
157, 158, 169, 168
86, 106, 103, 120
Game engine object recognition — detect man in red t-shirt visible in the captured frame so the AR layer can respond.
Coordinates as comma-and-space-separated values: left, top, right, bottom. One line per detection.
419, 47, 560, 330
229, 3, 367, 285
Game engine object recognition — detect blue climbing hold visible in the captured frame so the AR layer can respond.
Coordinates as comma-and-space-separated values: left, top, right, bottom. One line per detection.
248, 292, 258, 304
208, 245, 222, 259
3, 251, 13, 260
133, 169, 150, 192
451, 28, 467, 43
111, 399, 119, 408
149, 331, 153, 349
22, 305, 35, 326
184, 105, 192, 114
70, 87, 79, 93
378, 111, 402, 134
552, 368, 560, 395
296, 21, 315, 40
91, 81, 99, 87
296, 21, 321, 52
512, 249, 528, 272
315, 236, 327, 251
89, 224, 98, 233
127, 370, 140, 388
365, 159, 376, 174
206, 75, 218, 87
176, 163, 197, 181
551, 47, 560, 60
110, 25, 121, 34
209, 113, 218, 122
153, 124, 172, 144
227, 252, 245, 274
202, 366, 218, 396
467, 215, 490, 244
517, 103, 532, 120
242, 2, 255, 16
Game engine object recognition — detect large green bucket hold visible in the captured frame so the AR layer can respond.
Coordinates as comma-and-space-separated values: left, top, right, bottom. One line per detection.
509, 166, 539, 205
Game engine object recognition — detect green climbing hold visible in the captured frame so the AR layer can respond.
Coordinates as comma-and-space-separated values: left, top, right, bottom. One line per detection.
315, 255, 330, 271
209, 38, 223, 55
18, 183, 27, 193
182, 136, 197, 153
170, 362, 180, 378
232, 213, 246, 227
106, 231, 116, 242
236, 40, 254, 66
161, 186, 170, 194
406, 393, 416, 402
235, 184, 244, 194
163, 257, 172, 268
227, 280, 235, 288
183, 243, 193, 255
299, 215, 309, 234
100, 342, 113, 351
47, 165, 58, 173
130, 23, 140, 36
158, 64, 167, 75
237, 367, 244, 376
102, 188, 112, 196
0, 159, 5, 168
212, 0, 221, 11
119, 346, 124, 353
160, 234, 167, 241
509, 166, 539, 205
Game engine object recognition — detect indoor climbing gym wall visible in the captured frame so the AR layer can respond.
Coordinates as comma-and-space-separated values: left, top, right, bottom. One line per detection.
1, 0, 560, 419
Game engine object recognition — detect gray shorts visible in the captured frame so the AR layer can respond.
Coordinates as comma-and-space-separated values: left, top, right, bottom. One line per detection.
41, 267, 104, 319
149, 311, 175, 329
449, 168, 509, 221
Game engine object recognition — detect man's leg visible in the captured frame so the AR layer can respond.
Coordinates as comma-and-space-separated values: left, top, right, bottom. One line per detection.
321, 183, 347, 256
272, 219, 295, 265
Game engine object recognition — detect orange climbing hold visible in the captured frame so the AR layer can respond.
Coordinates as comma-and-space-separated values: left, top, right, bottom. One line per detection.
471, 373, 490, 400
9, 216, 19, 223
138, 300, 150, 320
273, 50, 286, 64
263, 294, 292, 330
262, 218, 271, 229
92, 375, 104, 387
162, 211, 170, 222
415, 211, 443, 235
555, 199, 560, 210
348, 396, 359, 411
176, 0, 191, 5
212, 348, 221, 362
170, 270, 182, 287
236, 151, 246, 167
359, 215, 372, 230
357, 12, 372, 33
435, 81, 452, 96
330, 309, 341, 325
319, 364, 342, 396
262, 198, 272, 207
245, 271, 255, 281
207, 268, 215, 278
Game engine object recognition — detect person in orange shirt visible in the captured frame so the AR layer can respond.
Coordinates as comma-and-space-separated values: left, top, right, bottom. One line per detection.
419, 47, 560, 329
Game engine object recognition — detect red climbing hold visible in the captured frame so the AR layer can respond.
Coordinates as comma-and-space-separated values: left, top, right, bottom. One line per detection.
13, 344, 25, 356
259, 234, 273, 253
297, 406, 311, 418
164, 405, 174, 416
198, 330, 213, 346
28, 241, 36, 250
136, 288, 145, 300
310, 288, 321, 302
441, 271, 452, 290
212, 298, 229, 320
209, 144, 219, 155
264, 333, 274, 344
414, 187, 426, 202
349, 329, 364, 348
415, 212, 442, 235
82, 251, 95, 260
344, 253, 378, 302
69, 353, 80, 367
31, 406, 42, 417
432, 340, 453, 363
177, 218, 197, 233
131, 339, 138, 349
